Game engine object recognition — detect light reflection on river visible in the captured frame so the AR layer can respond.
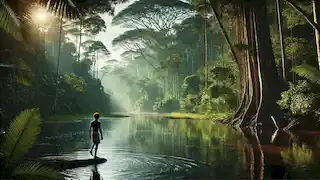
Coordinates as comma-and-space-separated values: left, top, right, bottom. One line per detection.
31, 115, 247, 179
27, 114, 320, 179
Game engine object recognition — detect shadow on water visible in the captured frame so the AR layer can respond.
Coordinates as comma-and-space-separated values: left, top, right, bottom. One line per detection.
25, 114, 320, 179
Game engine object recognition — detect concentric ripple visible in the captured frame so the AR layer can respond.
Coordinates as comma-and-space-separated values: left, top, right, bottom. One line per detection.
44, 147, 206, 180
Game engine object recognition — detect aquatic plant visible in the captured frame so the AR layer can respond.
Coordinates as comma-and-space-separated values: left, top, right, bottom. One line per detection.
280, 143, 313, 167
0, 108, 64, 179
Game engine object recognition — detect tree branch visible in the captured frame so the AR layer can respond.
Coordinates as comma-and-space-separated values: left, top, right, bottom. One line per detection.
208, 0, 239, 64
284, 0, 320, 32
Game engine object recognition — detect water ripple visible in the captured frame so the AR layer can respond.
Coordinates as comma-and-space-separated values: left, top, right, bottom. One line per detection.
45, 147, 205, 180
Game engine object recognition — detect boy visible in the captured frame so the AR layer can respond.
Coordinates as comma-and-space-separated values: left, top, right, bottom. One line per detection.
89, 112, 103, 158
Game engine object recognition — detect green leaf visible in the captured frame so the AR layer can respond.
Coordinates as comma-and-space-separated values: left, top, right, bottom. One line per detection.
0, 0, 22, 40
13, 162, 64, 180
38, 0, 86, 19
0, 108, 41, 167
292, 64, 320, 85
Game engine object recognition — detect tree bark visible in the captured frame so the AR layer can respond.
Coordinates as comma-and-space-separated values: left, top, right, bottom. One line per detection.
313, 0, 320, 69
276, 0, 286, 80
253, 0, 284, 129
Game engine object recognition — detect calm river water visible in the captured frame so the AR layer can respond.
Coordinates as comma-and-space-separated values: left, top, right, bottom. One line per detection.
27, 114, 320, 179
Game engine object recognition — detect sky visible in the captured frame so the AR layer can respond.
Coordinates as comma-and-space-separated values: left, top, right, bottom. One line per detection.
96, 1, 135, 69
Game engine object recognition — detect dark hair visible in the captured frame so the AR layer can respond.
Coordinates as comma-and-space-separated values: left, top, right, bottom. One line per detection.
93, 112, 100, 119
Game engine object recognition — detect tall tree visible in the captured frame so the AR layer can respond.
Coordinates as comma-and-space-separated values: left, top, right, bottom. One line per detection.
313, 0, 320, 69
276, 0, 286, 80
82, 40, 110, 77
205, 0, 283, 129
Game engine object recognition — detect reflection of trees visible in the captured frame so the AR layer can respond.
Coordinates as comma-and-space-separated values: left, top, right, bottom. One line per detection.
281, 143, 313, 167
127, 116, 247, 178
241, 128, 264, 180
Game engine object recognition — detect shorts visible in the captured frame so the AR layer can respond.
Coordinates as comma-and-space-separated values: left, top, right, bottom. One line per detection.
91, 131, 100, 144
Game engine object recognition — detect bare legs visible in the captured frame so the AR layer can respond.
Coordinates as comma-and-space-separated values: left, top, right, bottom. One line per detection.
90, 144, 94, 156
94, 144, 99, 158
90, 143, 99, 158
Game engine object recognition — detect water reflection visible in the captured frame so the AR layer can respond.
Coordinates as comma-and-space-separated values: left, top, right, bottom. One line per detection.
90, 164, 101, 180
26, 115, 320, 179
29, 115, 247, 179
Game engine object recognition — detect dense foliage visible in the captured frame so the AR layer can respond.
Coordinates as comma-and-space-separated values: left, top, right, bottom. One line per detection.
0, 1, 123, 128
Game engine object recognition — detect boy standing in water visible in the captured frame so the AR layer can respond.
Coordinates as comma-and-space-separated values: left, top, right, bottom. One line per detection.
89, 112, 103, 158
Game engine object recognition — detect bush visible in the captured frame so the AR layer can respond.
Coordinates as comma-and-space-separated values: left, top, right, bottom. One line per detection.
278, 80, 319, 115
153, 96, 180, 113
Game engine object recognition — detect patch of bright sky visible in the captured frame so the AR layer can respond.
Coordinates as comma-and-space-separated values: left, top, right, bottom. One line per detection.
95, 0, 136, 69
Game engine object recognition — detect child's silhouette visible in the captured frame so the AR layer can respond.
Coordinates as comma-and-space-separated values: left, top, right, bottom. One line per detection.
89, 112, 103, 158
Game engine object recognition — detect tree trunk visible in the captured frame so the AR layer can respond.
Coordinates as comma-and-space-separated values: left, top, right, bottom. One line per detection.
313, 0, 320, 69
50, 16, 63, 113
253, 0, 284, 129
96, 52, 99, 78
242, 128, 264, 180
78, 19, 83, 63
204, 13, 208, 89
229, 0, 284, 130
276, 0, 286, 80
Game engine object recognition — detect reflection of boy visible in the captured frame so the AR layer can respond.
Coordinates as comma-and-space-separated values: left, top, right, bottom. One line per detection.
90, 164, 101, 180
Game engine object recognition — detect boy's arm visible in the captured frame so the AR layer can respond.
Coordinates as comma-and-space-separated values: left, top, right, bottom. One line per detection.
99, 123, 103, 139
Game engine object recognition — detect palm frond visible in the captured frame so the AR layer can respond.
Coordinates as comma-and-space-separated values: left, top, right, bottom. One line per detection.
13, 161, 65, 180
0, 108, 41, 168
38, 0, 87, 19
14, 59, 33, 86
0, 60, 33, 86
0, 0, 22, 40
292, 64, 320, 85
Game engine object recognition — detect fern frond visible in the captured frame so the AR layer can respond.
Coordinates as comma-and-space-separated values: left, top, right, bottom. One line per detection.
292, 64, 320, 85
0, 108, 41, 168
13, 161, 64, 180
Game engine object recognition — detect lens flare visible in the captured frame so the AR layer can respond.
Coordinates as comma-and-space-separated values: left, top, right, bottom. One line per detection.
31, 6, 51, 26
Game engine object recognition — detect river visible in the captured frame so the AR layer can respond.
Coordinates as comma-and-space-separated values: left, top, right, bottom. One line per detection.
27, 114, 320, 179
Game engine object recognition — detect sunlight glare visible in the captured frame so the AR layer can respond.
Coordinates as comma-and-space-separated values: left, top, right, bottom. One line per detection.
31, 6, 51, 26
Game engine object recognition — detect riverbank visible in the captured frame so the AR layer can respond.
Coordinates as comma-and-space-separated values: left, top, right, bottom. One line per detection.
164, 112, 232, 121
45, 112, 231, 122
46, 113, 130, 121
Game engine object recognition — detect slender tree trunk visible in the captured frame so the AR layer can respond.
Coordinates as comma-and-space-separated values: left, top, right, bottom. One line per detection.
96, 52, 99, 78
313, 0, 320, 69
50, 16, 63, 113
276, 0, 286, 80
78, 19, 83, 63
191, 53, 194, 73
204, 13, 208, 89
